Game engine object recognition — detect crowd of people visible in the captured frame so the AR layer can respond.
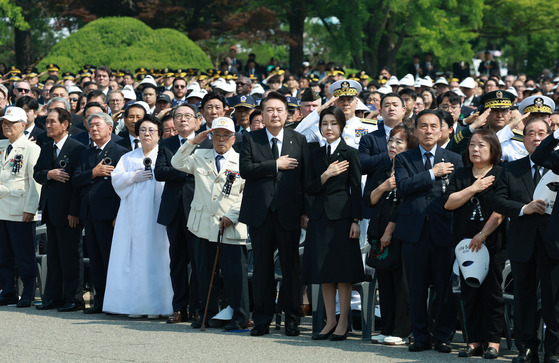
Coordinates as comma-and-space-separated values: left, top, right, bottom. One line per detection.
1, 52, 559, 362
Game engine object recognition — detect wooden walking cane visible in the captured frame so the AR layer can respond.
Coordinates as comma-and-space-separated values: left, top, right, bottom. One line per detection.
200, 221, 223, 331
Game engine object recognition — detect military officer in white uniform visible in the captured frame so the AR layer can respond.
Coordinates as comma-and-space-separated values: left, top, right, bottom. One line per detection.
295, 80, 377, 149
0, 106, 41, 307
171, 116, 249, 331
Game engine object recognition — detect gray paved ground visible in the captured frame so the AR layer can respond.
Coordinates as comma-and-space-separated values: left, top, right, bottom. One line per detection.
1, 305, 519, 362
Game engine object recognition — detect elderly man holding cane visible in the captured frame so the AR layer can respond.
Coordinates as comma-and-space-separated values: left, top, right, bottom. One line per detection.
171, 116, 249, 331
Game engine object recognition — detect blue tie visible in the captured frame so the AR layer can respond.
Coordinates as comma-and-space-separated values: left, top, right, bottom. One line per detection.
216, 155, 224, 173
424, 152, 432, 170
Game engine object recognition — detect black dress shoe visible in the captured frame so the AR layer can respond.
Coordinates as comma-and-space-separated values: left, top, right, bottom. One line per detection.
434, 341, 452, 353
312, 327, 336, 340
409, 342, 431, 352
36, 301, 62, 310
83, 305, 103, 314
328, 331, 347, 341
57, 302, 85, 312
285, 321, 300, 336
483, 347, 499, 359
16, 299, 32, 308
544, 355, 559, 363
223, 321, 248, 331
514, 349, 539, 363
458, 345, 484, 357
250, 325, 270, 336
0, 294, 18, 306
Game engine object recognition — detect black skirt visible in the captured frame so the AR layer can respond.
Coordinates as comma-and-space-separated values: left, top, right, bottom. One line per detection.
302, 214, 366, 284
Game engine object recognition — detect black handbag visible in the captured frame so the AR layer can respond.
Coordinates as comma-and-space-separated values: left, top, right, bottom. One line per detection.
365, 238, 402, 270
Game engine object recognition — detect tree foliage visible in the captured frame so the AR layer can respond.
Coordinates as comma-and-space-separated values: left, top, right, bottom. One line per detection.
37, 17, 213, 72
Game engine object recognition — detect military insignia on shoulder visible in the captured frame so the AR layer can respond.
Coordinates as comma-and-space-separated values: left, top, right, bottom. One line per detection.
361, 118, 377, 125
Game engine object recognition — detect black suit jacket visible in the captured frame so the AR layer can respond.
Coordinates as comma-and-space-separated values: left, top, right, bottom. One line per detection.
358, 123, 389, 175
117, 129, 135, 151
72, 140, 128, 221
239, 127, 310, 229
393, 146, 463, 244
33, 137, 86, 227
154, 135, 199, 226
306, 139, 362, 221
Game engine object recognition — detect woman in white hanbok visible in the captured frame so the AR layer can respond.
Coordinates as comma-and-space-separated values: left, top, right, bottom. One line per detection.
103, 115, 173, 318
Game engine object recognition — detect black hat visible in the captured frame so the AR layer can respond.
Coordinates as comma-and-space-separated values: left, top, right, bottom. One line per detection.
156, 94, 172, 104
300, 88, 321, 102
46, 63, 60, 72
480, 90, 515, 110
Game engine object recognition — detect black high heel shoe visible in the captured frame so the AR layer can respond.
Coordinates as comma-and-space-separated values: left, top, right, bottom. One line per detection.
312, 326, 336, 340
328, 326, 349, 341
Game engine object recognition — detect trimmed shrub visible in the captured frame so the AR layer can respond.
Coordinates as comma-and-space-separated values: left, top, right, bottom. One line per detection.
37, 17, 213, 73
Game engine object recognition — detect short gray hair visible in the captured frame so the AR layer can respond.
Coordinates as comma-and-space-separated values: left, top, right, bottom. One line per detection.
47, 97, 71, 111
108, 89, 124, 100
87, 112, 113, 127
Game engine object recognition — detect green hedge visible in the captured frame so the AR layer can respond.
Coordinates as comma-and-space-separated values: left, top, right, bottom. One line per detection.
37, 17, 213, 73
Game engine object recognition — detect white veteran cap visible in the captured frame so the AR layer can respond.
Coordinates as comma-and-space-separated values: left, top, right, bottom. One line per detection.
0, 106, 27, 123
519, 95, 555, 115
459, 77, 476, 89
211, 117, 235, 133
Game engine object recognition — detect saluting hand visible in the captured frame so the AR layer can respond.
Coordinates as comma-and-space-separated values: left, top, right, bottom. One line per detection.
189, 129, 212, 145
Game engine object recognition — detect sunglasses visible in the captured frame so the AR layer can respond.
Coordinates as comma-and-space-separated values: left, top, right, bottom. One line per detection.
17, 88, 30, 93
174, 85, 186, 89
69, 98, 78, 102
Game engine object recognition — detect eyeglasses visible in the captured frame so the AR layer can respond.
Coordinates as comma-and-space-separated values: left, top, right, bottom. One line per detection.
69, 98, 79, 102
139, 128, 157, 134
212, 133, 233, 140
174, 85, 186, 89
16, 88, 30, 93
440, 104, 460, 111
173, 113, 195, 121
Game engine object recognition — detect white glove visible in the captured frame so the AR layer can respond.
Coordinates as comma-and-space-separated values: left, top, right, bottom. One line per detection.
132, 169, 152, 183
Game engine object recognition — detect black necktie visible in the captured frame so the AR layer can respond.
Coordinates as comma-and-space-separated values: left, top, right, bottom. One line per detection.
89, 140, 95, 149
533, 165, 542, 186
53, 145, 58, 165
327, 145, 331, 157
5, 144, 12, 160
24, 130, 29, 137
180, 138, 186, 145
271, 138, 279, 159
216, 155, 224, 173
133, 139, 140, 149
424, 152, 433, 170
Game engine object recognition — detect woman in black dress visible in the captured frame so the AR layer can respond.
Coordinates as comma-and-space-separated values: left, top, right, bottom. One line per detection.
303, 106, 364, 341
443, 129, 506, 359
364, 124, 417, 346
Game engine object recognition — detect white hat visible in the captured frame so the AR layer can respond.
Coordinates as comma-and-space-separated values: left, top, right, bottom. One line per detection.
250, 84, 265, 95
414, 80, 422, 88
459, 77, 476, 89
356, 98, 369, 112
519, 95, 556, 115
122, 85, 136, 101
302, 61, 310, 67
186, 89, 208, 100
328, 80, 362, 98
0, 106, 27, 123
131, 101, 150, 113
214, 80, 236, 94
498, 79, 506, 86
455, 239, 490, 288
0, 84, 8, 97
377, 85, 393, 95
68, 85, 83, 94
435, 77, 449, 86
420, 78, 433, 88
386, 76, 399, 87
139, 75, 157, 88
211, 117, 235, 133
399, 74, 415, 87
452, 88, 467, 98
187, 82, 201, 92
506, 87, 518, 98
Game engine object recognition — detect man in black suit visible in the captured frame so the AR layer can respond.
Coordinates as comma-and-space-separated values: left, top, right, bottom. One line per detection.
117, 103, 146, 151
394, 109, 463, 353
72, 112, 127, 314
154, 104, 201, 324
239, 91, 310, 337
198, 92, 243, 151
497, 118, 559, 363
34, 108, 86, 312
72, 103, 122, 147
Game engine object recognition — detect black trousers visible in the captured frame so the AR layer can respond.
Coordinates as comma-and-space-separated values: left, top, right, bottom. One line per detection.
249, 210, 302, 327
84, 215, 113, 307
44, 220, 84, 304
512, 231, 559, 356
461, 249, 506, 344
377, 257, 410, 337
402, 222, 456, 344
196, 237, 249, 325
0, 220, 36, 300
166, 206, 200, 315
